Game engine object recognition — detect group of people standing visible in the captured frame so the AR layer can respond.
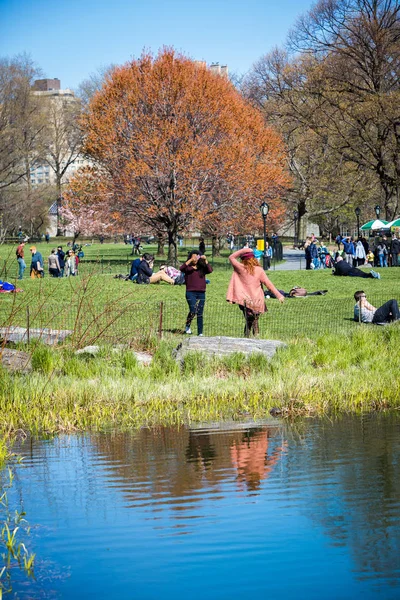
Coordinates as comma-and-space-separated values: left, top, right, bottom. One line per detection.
16, 242, 79, 279
304, 237, 330, 270
335, 234, 400, 268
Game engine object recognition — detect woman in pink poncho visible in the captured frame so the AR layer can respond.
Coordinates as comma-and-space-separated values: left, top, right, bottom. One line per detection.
226, 247, 285, 336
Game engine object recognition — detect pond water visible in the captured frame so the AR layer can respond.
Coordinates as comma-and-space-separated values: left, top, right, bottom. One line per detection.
5, 412, 400, 599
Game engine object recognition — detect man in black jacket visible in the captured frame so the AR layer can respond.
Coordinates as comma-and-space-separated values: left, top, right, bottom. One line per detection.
390, 235, 400, 267
333, 256, 381, 278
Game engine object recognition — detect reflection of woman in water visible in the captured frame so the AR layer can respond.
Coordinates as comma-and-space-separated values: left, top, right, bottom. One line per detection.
230, 428, 287, 492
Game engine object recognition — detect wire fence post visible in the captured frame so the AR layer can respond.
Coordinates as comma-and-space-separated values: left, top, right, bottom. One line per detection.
158, 301, 164, 339
26, 306, 30, 344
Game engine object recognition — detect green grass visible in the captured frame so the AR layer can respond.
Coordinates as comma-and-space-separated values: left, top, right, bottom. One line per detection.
0, 246, 399, 343
0, 326, 399, 435
0, 240, 399, 432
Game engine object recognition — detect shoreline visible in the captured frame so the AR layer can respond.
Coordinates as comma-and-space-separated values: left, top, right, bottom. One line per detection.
1, 327, 400, 435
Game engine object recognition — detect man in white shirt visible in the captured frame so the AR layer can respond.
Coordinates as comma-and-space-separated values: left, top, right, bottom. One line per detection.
354, 291, 400, 324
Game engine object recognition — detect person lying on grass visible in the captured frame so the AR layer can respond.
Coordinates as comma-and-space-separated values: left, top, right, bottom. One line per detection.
353, 291, 400, 324
333, 255, 381, 279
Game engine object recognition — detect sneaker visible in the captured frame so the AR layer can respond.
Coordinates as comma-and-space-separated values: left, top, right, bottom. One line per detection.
185, 326, 192, 334
371, 270, 381, 279
198, 333, 203, 337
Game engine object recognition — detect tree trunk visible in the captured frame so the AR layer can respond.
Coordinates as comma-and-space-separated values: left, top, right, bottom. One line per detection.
167, 229, 177, 265
56, 175, 63, 236
211, 236, 220, 257
157, 234, 165, 256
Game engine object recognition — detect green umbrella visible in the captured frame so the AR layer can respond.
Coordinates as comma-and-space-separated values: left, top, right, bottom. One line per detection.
387, 218, 400, 228
360, 219, 389, 231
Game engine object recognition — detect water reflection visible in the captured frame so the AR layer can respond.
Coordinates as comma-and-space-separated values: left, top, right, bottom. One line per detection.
230, 428, 287, 492
10, 413, 400, 599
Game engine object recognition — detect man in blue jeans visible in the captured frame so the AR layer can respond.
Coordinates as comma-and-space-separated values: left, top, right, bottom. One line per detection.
16, 242, 26, 279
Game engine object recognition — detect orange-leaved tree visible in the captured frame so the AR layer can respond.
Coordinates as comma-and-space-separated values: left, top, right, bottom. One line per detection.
81, 48, 289, 261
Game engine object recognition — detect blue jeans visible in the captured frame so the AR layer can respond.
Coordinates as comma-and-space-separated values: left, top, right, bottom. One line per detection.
17, 257, 26, 279
185, 291, 205, 335
379, 254, 387, 267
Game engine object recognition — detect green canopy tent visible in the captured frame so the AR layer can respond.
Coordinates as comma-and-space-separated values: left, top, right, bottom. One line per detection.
386, 218, 400, 229
360, 219, 389, 231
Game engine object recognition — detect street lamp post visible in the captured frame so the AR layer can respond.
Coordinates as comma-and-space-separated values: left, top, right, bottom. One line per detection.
260, 202, 269, 270
375, 205, 381, 219
355, 206, 361, 238
293, 210, 299, 248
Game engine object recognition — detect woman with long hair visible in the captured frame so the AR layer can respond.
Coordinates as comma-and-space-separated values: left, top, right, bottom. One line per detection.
227, 247, 284, 337
179, 251, 213, 335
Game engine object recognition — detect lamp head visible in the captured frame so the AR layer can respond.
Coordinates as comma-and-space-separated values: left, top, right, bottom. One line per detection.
260, 202, 269, 218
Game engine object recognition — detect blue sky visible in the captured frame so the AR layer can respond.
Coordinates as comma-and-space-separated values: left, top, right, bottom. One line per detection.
0, 0, 313, 91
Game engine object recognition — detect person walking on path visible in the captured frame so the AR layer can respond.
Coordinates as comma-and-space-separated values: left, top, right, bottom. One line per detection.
29, 246, 44, 278
16, 242, 26, 279
227, 247, 284, 337
354, 291, 400, 324
180, 251, 213, 336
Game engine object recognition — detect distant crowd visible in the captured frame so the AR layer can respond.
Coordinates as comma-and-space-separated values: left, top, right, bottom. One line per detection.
304, 233, 400, 270
15, 242, 84, 279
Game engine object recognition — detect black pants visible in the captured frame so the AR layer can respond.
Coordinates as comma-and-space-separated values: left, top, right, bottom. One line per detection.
347, 267, 374, 278
239, 305, 260, 337
391, 253, 398, 266
373, 299, 400, 324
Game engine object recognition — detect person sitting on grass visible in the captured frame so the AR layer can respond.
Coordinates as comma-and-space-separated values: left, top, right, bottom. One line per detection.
159, 265, 185, 285
333, 255, 381, 279
137, 253, 174, 285
353, 291, 400, 324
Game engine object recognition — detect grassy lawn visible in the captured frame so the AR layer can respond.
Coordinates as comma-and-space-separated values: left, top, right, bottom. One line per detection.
0, 241, 399, 432
1, 241, 399, 343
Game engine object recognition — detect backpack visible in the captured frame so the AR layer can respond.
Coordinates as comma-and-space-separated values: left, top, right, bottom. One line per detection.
289, 286, 307, 297
0, 281, 16, 291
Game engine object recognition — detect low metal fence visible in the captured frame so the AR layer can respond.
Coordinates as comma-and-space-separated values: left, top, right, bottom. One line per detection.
1, 294, 398, 348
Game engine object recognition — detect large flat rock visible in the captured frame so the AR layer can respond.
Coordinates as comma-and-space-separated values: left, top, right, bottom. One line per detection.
175, 336, 286, 361
0, 326, 72, 345
1, 349, 31, 373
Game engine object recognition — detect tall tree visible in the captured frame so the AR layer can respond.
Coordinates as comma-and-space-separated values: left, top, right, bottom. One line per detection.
80, 49, 289, 261
245, 0, 400, 227
39, 94, 83, 205
290, 0, 400, 218
0, 55, 45, 191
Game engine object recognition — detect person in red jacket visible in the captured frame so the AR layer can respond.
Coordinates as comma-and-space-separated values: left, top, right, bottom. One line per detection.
179, 251, 213, 336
